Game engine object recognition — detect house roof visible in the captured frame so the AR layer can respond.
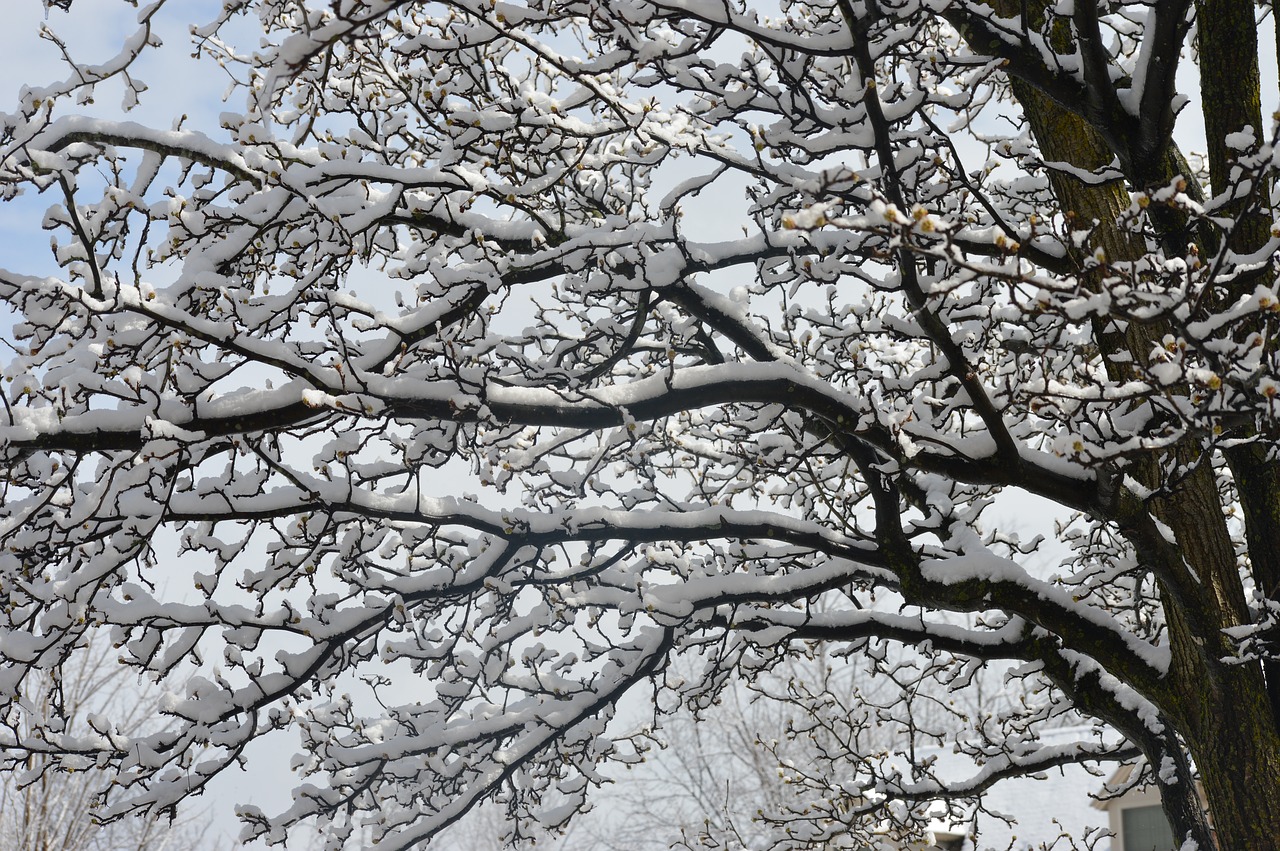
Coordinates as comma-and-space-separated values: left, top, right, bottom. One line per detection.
1090, 763, 1140, 811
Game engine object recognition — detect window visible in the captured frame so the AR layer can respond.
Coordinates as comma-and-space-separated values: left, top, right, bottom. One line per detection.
1121, 804, 1176, 851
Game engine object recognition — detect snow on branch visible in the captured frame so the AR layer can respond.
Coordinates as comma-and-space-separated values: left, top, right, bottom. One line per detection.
0, 0, 1275, 848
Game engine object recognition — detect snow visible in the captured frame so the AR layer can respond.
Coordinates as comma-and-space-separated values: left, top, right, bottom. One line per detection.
0, 2, 1259, 849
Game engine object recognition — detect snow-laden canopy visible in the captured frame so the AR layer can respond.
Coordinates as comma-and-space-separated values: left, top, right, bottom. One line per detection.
2, 0, 1280, 848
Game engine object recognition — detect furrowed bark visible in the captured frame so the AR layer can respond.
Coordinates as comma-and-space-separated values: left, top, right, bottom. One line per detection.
1193, 17, 1280, 839
954, 2, 1280, 847
1196, 0, 1280, 734
1011, 79, 1229, 851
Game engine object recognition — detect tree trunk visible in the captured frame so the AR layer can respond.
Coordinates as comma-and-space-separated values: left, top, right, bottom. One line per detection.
1181, 685, 1280, 850
1195, 0, 1280, 732
990, 4, 1280, 845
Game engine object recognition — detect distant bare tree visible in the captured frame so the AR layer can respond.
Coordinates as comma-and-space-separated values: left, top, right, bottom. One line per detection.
0, 639, 225, 851
574, 645, 1051, 851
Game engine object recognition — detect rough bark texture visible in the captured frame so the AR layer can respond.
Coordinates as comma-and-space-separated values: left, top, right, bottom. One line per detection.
9, 2, 1280, 847
984, 1, 1280, 848
1189, 5, 1280, 845
1199, 0, 1280, 737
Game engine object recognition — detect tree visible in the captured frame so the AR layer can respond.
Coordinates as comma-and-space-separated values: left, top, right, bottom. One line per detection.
555, 653, 1035, 851
0, 637, 227, 851
1, 0, 1279, 847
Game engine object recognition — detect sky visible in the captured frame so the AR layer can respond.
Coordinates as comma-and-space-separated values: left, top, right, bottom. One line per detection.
0, 1, 228, 267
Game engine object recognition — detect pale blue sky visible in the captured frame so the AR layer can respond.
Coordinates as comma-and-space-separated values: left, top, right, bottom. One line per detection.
0, 4, 306, 846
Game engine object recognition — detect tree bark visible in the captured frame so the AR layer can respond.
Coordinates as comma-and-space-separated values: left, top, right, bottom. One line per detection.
966, 2, 1280, 847
1196, 0, 1280, 733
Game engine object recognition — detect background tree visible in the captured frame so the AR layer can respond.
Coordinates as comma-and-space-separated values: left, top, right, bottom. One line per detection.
568, 651, 1050, 851
1, 0, 1279, 848
0, 638, 227, 851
